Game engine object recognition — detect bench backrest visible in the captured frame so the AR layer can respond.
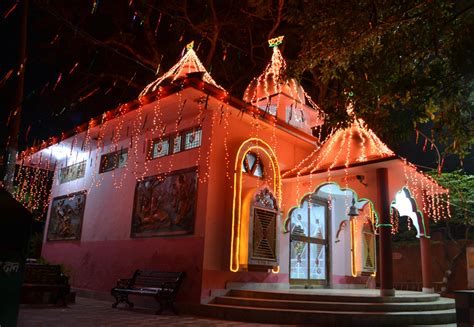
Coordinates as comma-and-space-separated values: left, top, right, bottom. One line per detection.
132, 270, 185, 290
23, 264, 65, 285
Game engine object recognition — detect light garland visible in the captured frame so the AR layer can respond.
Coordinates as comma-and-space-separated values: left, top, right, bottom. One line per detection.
230, 138, 281, 272
139, 41, 225, 97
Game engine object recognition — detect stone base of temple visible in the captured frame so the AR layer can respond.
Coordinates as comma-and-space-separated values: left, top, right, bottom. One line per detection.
196, 288, 456, 326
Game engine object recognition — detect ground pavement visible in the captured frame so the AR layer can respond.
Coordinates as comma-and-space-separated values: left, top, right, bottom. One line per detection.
18, 296, 290, 327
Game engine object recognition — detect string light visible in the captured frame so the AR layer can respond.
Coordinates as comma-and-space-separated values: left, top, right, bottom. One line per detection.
139, 42, 225, 97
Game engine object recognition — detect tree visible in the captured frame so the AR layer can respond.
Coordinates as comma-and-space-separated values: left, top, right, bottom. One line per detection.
3, 0, 473, 161
429, 170, 474, 291
286, 0, 474, 159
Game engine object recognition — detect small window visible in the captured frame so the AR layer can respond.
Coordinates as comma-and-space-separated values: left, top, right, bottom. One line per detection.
184, 128, 202, 150
100, 148, 128, 173
242, 152, 264, 179
150, 138, 170, 159
173, 135, 182, 153
258, 102, 277, 116
60, 160, 86, 184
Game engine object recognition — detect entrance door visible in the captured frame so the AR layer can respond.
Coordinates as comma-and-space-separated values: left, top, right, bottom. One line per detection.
289, 197, 328, 285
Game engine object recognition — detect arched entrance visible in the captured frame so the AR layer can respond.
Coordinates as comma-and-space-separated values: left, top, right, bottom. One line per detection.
391, 187, 434, 293
230, 138, 281, 272
288, 194, 328, 285
286, 182, 378, 287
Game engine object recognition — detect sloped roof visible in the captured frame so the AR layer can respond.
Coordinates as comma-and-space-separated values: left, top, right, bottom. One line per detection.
282, 116, 396, 178
243, 45, 321, 114
139, 43, 225, 97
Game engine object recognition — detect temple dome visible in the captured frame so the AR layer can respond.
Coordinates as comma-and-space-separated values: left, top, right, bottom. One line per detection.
244, 72, 306, 104
282, 106, 396, 178
139, 44, 225, 98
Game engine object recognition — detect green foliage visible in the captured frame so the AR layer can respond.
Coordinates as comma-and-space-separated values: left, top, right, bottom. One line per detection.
286, 0, 474, 158
429, 170, 474, 226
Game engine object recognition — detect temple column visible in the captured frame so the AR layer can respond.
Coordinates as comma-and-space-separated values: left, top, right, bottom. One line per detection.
420, 219, 434, 293
376, 168, 395, 296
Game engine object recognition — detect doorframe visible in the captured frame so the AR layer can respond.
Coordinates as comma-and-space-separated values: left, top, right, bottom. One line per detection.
289, 195, 330, 287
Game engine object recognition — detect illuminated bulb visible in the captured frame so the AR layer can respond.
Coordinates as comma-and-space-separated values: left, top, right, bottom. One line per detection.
140, 45, 225, 97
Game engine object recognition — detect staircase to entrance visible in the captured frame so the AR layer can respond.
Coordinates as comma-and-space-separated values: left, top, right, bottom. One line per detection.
200, 288, 456, 326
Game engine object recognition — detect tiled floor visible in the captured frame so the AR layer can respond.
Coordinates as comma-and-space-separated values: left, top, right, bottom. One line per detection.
18, 297, 286, 326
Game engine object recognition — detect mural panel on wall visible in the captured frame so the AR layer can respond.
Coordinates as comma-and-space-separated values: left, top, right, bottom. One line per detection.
131, 167, 198, 237
47, 191, 86, 241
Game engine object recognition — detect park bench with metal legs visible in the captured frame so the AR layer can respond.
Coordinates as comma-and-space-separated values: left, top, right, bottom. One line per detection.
111, 270, 185, 314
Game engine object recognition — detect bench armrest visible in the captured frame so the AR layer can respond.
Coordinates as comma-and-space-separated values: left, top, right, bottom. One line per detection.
116, 278, 132, 288
160, 281, 178, 293
59, 273, 70, 285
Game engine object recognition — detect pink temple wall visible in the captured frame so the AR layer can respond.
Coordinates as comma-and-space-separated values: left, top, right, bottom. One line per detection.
200, 107, 316, 299
41, 87, 318, 304
42, 88, 216, 303
38, 86, 437, 304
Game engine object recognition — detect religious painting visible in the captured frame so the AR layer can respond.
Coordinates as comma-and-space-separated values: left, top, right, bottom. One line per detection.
131, 167, 198, 237
47, 191, 86, 241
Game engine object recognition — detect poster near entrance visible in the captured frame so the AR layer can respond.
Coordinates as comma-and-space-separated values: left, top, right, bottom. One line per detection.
289, 196, 328, 285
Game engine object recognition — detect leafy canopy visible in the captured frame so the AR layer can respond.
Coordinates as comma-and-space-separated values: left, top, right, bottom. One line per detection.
286, 0, 474, 158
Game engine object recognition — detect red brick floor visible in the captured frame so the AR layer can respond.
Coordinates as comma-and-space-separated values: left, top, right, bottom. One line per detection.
18, 297, 288, 326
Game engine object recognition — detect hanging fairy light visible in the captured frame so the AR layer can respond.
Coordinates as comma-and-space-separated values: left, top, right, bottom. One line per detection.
139, 41, 225, 97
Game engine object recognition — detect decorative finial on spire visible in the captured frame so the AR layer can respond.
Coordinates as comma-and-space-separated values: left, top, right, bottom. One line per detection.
268, 35, 284, 48
186, 41, 194, 50
346, 101, 355, 117
139, 40, 225, 97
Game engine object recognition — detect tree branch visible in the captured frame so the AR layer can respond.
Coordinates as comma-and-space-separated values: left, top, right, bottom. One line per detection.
267, 0, 284, 40
103, 40, 156, 69
205, 0, 220, 67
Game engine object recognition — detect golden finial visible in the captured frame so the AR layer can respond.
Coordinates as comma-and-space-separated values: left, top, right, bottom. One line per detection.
268, 35, 284, 48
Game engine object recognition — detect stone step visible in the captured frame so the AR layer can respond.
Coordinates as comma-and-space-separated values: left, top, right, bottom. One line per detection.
202, 303, 457, 326
214, 295, 455, 312
228, 289, 441, 303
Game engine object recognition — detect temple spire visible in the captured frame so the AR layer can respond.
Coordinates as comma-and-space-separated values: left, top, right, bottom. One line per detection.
139, 41, 225, 97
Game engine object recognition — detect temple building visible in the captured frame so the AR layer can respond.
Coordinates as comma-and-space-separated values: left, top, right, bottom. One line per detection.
17, 39, 450, 307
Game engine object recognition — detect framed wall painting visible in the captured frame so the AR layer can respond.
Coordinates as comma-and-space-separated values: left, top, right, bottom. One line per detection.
47, 191, 86, 241
131, 167, 198, 237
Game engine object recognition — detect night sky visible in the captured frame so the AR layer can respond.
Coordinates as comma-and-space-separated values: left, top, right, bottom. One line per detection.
1, 0, 472, 173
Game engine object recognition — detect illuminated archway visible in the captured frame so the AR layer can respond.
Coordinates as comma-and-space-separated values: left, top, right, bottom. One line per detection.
230, 138, 281, 272
390, 187, 428, 238
284, 182, 379, 232
285, 182, 378, 281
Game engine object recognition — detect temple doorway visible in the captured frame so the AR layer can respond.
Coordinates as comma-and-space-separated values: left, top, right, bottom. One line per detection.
289, 196, 329, 286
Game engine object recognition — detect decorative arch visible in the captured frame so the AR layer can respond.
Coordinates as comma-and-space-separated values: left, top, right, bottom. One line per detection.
390, 187, 428, 238
230, 138, 281, 272
350, 202, 377, 277
285, 182, 378, 279
284, 182, 379, 233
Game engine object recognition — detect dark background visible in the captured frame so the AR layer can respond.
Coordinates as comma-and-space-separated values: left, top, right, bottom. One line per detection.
1, 0, 471, 173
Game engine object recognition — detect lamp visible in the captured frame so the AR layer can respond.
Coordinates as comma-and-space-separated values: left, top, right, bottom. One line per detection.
348, 197, 359, 217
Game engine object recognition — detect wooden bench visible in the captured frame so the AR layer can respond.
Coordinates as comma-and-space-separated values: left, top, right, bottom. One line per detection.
21, 263, 70, 305
111, 270, 185, 314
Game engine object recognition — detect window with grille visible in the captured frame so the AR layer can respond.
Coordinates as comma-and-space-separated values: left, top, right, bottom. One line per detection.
173, 135, 182, 153
99, 148, 128, 173
60, 160, 86, 184
252, 207, 277, 261
148, 127, 201, 160
184, 128, 202, 150
242, 152, 264, 179
150, 138, 170, 159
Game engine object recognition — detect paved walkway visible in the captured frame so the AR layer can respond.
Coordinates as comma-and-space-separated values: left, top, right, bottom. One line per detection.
18, 297, 285, 326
